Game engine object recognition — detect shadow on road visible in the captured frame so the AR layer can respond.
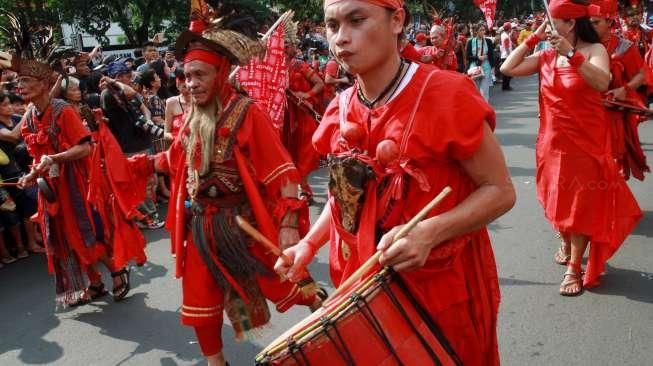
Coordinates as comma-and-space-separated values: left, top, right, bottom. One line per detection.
632, 210, 653, 238
589, 264, 653, 304
73, 293, 202, 365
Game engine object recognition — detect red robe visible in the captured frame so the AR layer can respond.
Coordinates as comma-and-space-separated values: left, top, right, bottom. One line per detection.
538, 49, 642, 287
22, 100, 105, 305
160, 90, 315, 339
87, 122, 148, 269
285, 60, 322, 179
604, 35, 651, 180
313, 64, 500, 365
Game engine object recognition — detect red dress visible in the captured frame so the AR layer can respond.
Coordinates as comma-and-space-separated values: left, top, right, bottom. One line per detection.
22, 100, 106, 305
537, 49, 642, 287
313, 63, 500, 365
285, 60, 321, 179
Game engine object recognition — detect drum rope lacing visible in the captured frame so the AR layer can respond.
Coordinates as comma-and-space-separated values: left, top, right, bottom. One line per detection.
379, 275, 443, 364
319, 316, 355, 366
352, 292, 404, 365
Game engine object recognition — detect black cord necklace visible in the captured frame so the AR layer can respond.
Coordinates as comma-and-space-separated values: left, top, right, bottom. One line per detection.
357, 59, 407, 108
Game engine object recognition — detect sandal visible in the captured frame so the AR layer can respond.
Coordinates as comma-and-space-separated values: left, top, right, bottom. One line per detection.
16, 250, 29, 259
69, 283, 109, 307
560, 263, 583, 297
554, 241, 570, 266
111, 267, 131, 302
1, 256, 17, 265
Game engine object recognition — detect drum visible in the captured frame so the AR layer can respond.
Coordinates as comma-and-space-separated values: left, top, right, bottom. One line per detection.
256, 268, 461, 366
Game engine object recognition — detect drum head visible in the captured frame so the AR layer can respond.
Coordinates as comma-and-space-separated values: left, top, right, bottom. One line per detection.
37, 178, 56, 203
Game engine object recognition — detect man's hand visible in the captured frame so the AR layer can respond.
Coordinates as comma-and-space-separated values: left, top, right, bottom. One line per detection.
274, 240, 317, 283
377, 221, 438, 272
18, 172, 37, 189
606, 86, 627, 101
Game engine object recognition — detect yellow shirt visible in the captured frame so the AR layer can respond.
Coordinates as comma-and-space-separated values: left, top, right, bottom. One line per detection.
518, 29, 533, 45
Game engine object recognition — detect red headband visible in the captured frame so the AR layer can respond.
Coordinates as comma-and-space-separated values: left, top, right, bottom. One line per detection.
324, 0, 404, 10
549, 0, 601, 19
183, 49, 229, 69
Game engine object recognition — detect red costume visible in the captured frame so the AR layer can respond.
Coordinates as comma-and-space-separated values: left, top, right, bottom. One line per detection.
22, 100, 107, 305
537, 48, 642, 287
284, 59, 322, 179
603, 34, 651, 180
159, 87, 318, 354
313, 63, 500, 365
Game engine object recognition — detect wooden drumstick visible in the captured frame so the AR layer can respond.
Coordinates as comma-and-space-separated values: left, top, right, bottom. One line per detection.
327, 186, 452, 302
235, 215, 292, 265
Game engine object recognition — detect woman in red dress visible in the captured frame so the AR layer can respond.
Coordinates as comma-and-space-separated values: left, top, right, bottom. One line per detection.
501, 0, 642, 296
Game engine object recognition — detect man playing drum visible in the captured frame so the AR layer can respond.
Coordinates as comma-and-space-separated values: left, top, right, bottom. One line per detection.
276, 0, 516, 365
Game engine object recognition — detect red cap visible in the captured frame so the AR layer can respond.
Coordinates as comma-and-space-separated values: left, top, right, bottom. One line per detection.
416, 33, 427, 42
550, 0, 601, 19
503, 22, 512, 31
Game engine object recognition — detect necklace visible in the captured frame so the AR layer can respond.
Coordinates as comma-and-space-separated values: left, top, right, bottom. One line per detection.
357, 59, 407, 108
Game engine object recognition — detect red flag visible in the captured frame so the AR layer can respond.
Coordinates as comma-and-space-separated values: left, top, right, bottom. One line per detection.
236, 24, 288, 130
475, 0, 497, 29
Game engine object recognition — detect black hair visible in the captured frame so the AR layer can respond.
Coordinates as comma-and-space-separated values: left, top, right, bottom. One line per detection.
0, 90, 8, 104
385, 5, 411, 41
139, 69, 158, 89
142, 41, 156, 49
574, 17, 601, 44
8, 93, 23, 104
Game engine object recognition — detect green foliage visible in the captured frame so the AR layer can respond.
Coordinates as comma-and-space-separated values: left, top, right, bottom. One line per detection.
1, 0, 545, 51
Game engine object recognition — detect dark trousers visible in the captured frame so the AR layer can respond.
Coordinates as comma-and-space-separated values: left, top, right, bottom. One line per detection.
500, 58, 512, 90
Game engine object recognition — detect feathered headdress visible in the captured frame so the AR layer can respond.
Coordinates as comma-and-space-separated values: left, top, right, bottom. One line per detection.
175, 0, 266, 65
0, 9, 74, 79
284, 19, 299, 46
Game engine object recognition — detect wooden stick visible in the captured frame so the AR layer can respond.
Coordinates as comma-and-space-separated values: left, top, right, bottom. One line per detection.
326, 186, 452, 303
0, 182, 20, 186
236, 215, 291, 265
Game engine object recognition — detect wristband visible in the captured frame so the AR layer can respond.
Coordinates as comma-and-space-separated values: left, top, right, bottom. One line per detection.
303, 238, 323, 252
568, 51, 585, 68
524, 34, 542, 50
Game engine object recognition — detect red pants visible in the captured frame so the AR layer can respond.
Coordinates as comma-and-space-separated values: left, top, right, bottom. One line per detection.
181, 236, 317, 354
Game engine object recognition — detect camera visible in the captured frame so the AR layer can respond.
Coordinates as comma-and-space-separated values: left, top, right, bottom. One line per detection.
134, 115, 164, 138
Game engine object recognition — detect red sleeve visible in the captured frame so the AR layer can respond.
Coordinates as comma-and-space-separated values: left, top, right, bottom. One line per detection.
415, 72, 495, 161
58, 106, 91, 147
325, 60, 339, 77
237, 103, 300, 193
401, 43, 423, 63
301, 63, 317, 80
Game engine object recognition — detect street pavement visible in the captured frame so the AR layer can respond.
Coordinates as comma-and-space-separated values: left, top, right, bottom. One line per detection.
1, 75, 652, 366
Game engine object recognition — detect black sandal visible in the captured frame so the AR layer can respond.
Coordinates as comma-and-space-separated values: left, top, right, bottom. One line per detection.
69, 283, 108, 307
111, 267, 131, 302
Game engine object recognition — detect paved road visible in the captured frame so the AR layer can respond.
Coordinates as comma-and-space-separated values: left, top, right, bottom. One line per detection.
1, 76, 652, 366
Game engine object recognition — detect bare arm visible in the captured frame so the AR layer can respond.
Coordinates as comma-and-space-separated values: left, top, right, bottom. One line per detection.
140, 103, 152, 121
164, 98, 176, 140
0, 119, 23, 143
49, 141, 91, 163
501, 22, 547, 77
378, 123, 516, 271
575, 43, 610, 92
275, 203, 332, 281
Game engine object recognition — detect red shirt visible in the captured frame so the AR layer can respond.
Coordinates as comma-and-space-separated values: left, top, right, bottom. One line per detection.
418, 46, 458, 70
313, 64, 500, 364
